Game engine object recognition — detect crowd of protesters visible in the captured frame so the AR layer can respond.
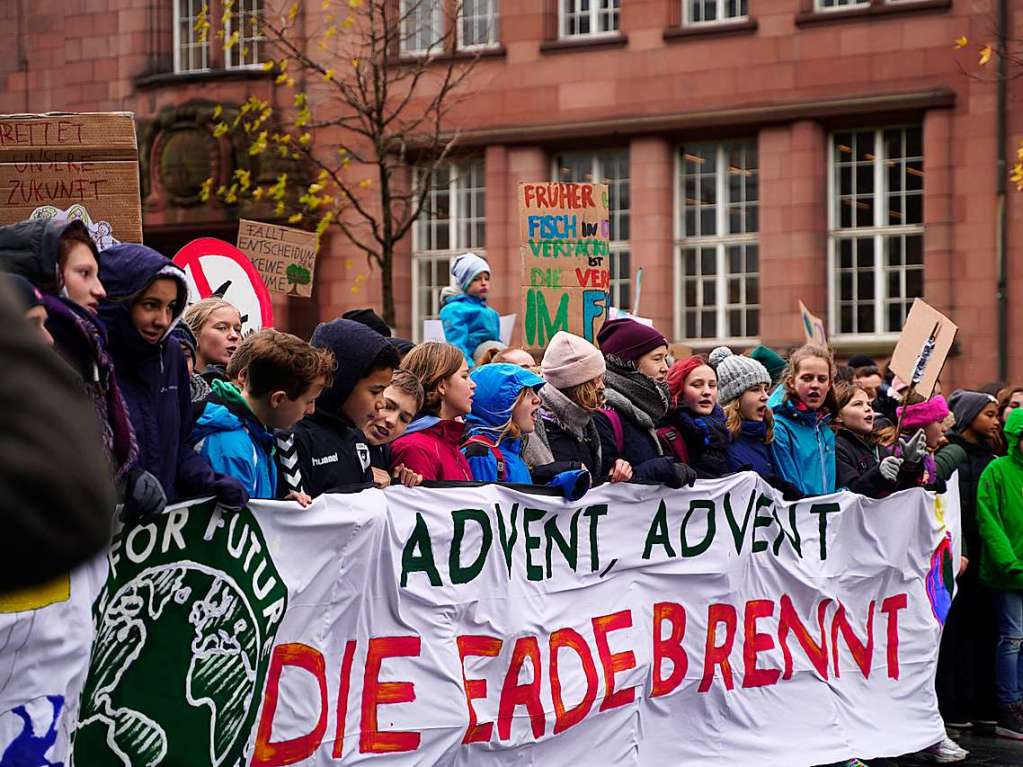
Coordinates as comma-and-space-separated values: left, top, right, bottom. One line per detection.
3, 224, 1023, 765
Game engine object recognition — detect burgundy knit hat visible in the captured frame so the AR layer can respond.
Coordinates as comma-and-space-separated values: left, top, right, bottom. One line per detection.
596, 318, 668, 363
667, 356, 709, 404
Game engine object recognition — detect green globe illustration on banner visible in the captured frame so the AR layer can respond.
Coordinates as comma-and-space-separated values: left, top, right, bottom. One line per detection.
71, 504, 287, 767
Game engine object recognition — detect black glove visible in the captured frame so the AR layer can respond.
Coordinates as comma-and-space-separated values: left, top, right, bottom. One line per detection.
211, 475, 249, 509
671, 462, 698, 489
121, 469, 167, 524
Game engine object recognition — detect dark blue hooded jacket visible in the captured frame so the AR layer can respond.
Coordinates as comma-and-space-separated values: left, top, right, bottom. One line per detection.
98, 244, 241, 503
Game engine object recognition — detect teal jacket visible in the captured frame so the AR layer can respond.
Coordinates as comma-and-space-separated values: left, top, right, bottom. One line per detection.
767, 387, 836, 497
439, 292, 500, 367
192, 382, 277, 499
976, 407, 1023, 590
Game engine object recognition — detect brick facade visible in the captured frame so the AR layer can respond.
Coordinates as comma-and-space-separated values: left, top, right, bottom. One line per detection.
2, 0, 1020, 386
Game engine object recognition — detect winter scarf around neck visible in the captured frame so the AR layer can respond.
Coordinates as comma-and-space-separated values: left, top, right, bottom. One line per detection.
603, 360, 669, 431
525, 384, 603, 469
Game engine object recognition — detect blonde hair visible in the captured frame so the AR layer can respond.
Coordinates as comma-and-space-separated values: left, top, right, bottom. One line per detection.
723, 399, 774, 443
184, 297, 239, 336
562, 377, 604, 411
400, 342, 465, 416
782, 344, 838, 413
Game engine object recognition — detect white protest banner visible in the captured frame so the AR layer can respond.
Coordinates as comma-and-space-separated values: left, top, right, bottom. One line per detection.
1, 477, 960, 766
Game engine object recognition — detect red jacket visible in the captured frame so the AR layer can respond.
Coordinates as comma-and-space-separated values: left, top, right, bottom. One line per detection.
390, 417, 472, 482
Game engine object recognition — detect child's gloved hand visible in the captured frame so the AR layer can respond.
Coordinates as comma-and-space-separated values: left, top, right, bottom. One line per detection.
899, 429, 927, 465
548, 469, 591, 502
121, 469, 167, 524
879, 455, 904, 482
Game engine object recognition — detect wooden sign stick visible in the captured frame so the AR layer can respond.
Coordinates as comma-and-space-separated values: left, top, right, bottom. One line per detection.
894, 320, 942, 437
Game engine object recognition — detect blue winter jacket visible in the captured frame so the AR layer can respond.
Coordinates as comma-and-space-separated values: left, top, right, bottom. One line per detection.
727, 420, 779, 479
193, 382, 277, 499
463, 364, 590, 499
98, 244, 239, 503
440, 293, 500, 367
767, 387, 836, 497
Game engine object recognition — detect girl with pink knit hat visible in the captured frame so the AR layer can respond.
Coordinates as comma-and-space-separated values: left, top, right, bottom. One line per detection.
876, 392, 953, 489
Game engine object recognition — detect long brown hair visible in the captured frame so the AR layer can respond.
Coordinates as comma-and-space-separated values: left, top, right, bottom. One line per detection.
400, 342, 464, 416
723, 399, 774, 443
782, 344, 838, 414
562, 377, 604, 411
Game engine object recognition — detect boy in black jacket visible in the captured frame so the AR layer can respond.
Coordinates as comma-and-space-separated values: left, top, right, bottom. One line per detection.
276, 319, 399, 497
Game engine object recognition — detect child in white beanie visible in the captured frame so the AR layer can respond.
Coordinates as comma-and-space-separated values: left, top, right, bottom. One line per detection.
439, 252, 500, 368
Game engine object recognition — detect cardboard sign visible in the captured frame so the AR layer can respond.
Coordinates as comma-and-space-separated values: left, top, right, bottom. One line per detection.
173, 238, 275, 334
0, 112, 142, 248
888, 299, 958, 400
236, 219, 318, 298
519, 182, 610, 349
799, 300, 828, 346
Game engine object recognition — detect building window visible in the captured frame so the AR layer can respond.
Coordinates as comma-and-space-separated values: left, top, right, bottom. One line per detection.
460, 0, 500, 48
675, 140, 759, 342
814, 0, 869, 10
174, 0, 210, 73
829, 126, 924, 336
685, 0, 748, 25
413, 160, 486, 339
226, 0, 264, 69
554, 150, 631, 312
560, 0, 620, 38
401, 0, 444, 55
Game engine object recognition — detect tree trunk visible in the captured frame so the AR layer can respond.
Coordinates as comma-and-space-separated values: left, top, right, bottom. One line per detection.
381, 246, 395, 328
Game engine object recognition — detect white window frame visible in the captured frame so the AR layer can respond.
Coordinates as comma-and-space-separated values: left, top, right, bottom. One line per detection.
673, 140, 760, 346
400, 0, 444, 56
458, 0, 500, 50
225, 0, 264, 70
559, 0, 620, 39
411, 160, 486, 341
173, 0, 210, 74
814, 0, 870, 11
551, 149, 632, 313
683, 0, 749, 26
826, 125, 924, 340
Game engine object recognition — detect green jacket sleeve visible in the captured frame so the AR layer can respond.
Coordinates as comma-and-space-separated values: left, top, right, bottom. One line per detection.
976, 463, 1023, 588
935, 443, 967, 482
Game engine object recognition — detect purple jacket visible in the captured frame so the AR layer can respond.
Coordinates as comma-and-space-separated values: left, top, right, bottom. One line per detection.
98, 244, 238, 503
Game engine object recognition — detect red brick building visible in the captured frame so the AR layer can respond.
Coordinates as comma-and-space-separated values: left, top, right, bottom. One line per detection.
2, 0, 1020, 386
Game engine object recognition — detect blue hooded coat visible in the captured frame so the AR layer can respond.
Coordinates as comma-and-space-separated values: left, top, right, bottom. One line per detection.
193, 380, 277, 499
440, 293, 500, 367
767, 387, 836, 497
98, 244, 242, 504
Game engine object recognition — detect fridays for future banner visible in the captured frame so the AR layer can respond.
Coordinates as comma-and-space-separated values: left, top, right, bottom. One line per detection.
0, 476, 960, 766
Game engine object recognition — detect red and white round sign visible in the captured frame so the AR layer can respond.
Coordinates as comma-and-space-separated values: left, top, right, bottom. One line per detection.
173, 238, 274, 334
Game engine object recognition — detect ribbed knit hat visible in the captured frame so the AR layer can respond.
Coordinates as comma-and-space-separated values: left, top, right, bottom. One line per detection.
542, 331, 606, 389
948, 390, 998, 434
596, 318, 668, 363
708, 346, 771, 405
750, 345, 787, 386
450, 252, 491, 292
897, 394, 951, 430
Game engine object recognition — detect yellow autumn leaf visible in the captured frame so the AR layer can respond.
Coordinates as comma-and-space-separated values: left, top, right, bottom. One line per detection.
341, 16, 354, 29
288, 3, 300, 21
213, 122, 228, 137
288, 213, 303, 224
262, 59, 275, 71
979, 45, 993, 66
322, 0, 331, 7
358, 178, 372, 189
1012, 162, 1023, 191
348, 0, 362, 7
298, 132, 312, 146
309, 182, 325, 193
953, 36, 967, 50
199, 177, 213, 203
253, 186, 265, 200
212, 104, 223, 120
1016, 140, 1023, 161
323, 69, 335, 81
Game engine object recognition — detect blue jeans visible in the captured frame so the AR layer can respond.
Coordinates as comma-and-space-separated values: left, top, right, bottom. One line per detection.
995, 590, 1023, 707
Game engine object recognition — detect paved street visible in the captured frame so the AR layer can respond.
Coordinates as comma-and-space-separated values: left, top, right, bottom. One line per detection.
869, 733, 1023, 765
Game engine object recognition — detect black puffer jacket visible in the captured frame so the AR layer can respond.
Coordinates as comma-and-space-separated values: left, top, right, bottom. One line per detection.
835, 429, 894, 498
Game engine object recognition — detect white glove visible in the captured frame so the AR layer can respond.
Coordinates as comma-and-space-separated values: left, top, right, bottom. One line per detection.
899, 429, 927, 465
879, 455, 904, 482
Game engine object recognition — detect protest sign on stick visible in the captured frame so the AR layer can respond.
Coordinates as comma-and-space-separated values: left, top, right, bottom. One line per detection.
889, 298, 958, 402
799, 300, 828, 346
519, 182, 610, 349
0, 112, 142, 248
236, 219, 319, 298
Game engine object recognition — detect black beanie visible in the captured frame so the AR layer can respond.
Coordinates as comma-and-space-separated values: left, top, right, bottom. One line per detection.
310, 319, 398, 412
3, 273, 44, 311
948, 389, 997, 435
847, 354, 877, 369
342, 308, 391, 338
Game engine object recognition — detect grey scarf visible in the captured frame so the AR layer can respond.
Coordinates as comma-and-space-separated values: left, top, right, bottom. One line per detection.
603, 359, 669, 453
523, 385, 602, 470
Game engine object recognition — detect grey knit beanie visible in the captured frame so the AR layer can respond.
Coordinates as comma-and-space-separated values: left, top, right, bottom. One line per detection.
708, 346, 771, 405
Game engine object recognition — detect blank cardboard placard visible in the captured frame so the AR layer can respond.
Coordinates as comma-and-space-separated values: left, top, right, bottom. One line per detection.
0, 112, 142, 247
236, 219, 319, 298
518, 182, 610, 349
799, 301, 827, 346
888, 299, 958, 400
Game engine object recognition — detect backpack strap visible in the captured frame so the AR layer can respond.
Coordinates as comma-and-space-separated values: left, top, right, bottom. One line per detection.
601, 407, 625, 455
656, 425, 690, 464
462, 435, 508, 482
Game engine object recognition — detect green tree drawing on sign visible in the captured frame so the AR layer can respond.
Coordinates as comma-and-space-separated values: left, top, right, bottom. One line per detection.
286, 263, 312, 295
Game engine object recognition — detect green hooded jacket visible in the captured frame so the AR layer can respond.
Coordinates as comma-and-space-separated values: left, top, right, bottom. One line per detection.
977, 406, 1023, 590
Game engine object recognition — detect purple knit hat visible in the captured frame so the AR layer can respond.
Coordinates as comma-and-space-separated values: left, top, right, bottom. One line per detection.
596, 318, 668, 363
